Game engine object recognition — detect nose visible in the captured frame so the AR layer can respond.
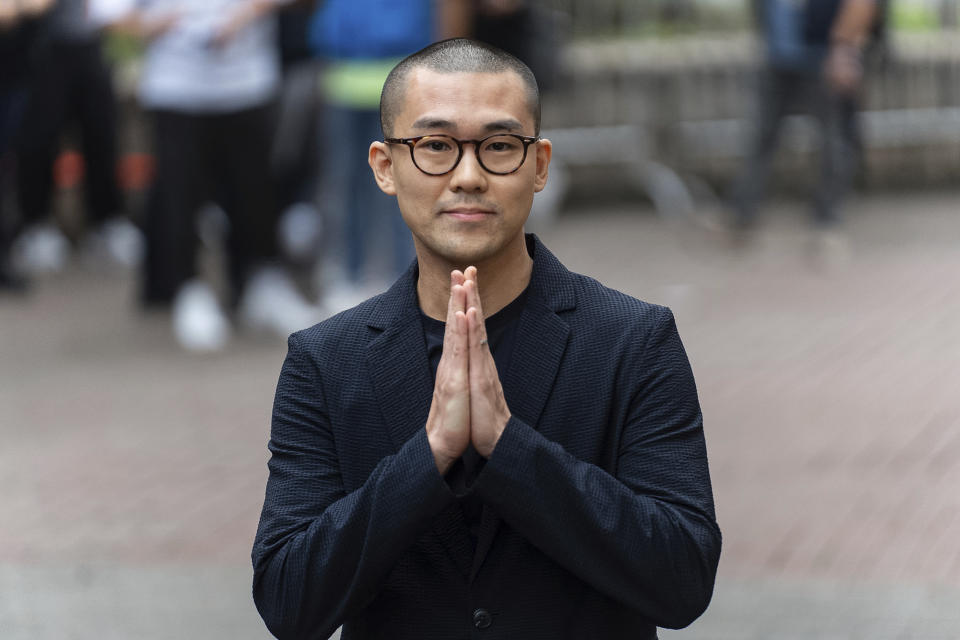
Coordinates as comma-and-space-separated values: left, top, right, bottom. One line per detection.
447, 142, 488, 193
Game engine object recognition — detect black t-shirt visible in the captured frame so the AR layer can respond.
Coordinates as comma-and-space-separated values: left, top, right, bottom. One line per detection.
420, 286, 529, 545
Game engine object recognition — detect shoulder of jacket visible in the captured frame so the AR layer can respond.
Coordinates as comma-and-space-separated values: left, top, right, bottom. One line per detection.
567, 271, 670, 327
289, 293, 386, 355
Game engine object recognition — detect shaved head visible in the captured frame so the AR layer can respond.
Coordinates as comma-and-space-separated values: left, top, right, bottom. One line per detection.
380, 38, 541, 138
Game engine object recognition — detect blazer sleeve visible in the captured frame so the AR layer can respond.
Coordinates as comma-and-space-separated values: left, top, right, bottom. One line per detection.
251, 333, 454, 640
473, 307, 721, 630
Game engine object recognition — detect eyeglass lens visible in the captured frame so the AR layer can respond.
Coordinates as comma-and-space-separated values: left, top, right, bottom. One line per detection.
413, 135, 527, 175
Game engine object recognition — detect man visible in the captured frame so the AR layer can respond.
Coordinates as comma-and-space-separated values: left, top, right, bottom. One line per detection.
730, 0, 878, 239
252, 38, 720, 639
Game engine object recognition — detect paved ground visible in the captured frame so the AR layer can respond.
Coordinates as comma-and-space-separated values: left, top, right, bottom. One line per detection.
2, 191, 959, 639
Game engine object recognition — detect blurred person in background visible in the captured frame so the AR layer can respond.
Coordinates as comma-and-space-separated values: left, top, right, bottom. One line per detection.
307, 0, 470, 312
11, 0, 142, 275
97, 0, 321, 352
729, 0, 878, 253
469, 0, 562, 94
0, 0, 50, 291
269, 1, 324, 274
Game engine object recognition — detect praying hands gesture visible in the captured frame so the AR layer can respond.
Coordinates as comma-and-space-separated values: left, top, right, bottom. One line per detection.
425, 267, 511, 475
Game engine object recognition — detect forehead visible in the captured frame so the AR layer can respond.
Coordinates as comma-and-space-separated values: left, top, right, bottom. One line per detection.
394, 68, 534, 134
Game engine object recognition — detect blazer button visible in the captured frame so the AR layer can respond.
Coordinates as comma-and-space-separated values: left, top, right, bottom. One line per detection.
473, 608, 492, 629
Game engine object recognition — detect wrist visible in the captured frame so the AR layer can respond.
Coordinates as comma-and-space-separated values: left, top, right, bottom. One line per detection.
434, 454, 454, 476
427, 430, 457, 475
477, 414, 509, 458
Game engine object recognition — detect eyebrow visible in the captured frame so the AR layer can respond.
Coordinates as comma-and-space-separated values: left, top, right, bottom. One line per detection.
409, 118, 526, 134
411, 118, 456, 131
482, 119, 524, 133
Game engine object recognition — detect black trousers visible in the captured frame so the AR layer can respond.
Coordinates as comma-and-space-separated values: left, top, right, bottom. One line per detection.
141, 106, 278, 306
1, 88, 27, 257
731, 67, 857, 227
15, 38, 121, 227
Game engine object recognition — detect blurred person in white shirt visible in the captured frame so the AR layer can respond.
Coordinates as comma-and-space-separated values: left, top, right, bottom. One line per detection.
93, 0, 322, 351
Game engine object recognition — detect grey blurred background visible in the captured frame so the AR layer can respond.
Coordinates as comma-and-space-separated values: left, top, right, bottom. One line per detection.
2, 0, 960, 638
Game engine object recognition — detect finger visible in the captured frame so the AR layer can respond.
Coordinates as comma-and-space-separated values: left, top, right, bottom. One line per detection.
451, 271, 466, 314
458, 311, 470, 348
454, 311, 471, 384
465, 269, 484, 320
463, 267, 480, 311
453, 310, 468, 362
463, 278, 485, 325
443, 284, 466, 351
466, 308, 480, 382
454, 282, 467, 314
445, 283, 461, 326
467, 306, 488, 355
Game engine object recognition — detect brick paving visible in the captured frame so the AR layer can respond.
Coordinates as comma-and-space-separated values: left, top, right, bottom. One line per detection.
1, 192, 959, 638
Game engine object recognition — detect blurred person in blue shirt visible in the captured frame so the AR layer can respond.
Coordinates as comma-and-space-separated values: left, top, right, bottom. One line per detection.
308, 0, 469, 312
730, 0, 878, 239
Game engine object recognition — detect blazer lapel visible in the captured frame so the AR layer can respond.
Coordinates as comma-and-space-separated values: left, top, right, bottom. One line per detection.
471, 235, 575, 580
365, 310, 433, 452
501, 298, 572, 434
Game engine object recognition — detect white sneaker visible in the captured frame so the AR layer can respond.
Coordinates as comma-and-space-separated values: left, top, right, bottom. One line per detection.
810, 227, 852, 272
100, 218, 144, 267
239, 266, 324, 337
84, 218, 145, 268
196, 203, 230, 250
172, 280, 231, 352
13, 223, 70, 274
278, 202, 323, 264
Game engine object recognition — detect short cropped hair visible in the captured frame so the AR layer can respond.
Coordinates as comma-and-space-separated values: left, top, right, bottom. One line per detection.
380, 38, 541, 138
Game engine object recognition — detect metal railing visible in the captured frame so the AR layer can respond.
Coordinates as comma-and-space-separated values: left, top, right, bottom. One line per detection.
540, 0, 960, 38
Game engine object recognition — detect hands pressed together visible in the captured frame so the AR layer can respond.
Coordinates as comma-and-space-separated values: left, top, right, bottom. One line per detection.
425, 267, 512, 475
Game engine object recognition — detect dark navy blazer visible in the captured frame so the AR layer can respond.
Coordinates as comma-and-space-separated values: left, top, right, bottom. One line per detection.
252, 235, 721, 639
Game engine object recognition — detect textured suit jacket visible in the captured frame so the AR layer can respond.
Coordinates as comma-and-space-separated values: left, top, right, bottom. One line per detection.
252, 235, 721, 640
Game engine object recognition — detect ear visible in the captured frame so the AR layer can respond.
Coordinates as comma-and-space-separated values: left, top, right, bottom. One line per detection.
533, 138, 552, 193
368, 141, 397, 195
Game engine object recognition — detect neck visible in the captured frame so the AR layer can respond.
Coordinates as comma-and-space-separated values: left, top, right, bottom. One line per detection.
417, 234, 534, 321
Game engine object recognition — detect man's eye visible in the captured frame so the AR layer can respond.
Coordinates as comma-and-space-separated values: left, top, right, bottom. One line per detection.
485, 140, 519, 152
423, 140, 453, 152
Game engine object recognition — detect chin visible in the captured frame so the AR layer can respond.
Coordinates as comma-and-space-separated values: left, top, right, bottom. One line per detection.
437, 237, 500, 267
415, 226, 524, 267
